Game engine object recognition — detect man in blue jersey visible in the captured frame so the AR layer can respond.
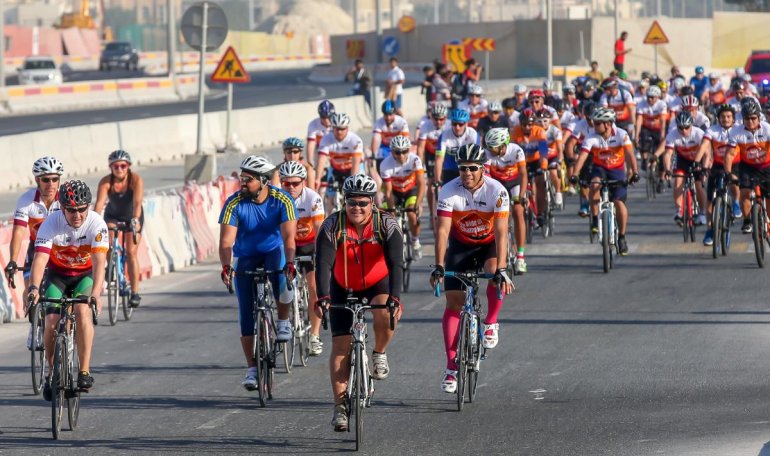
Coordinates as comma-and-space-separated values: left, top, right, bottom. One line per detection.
218, 155, 298, 391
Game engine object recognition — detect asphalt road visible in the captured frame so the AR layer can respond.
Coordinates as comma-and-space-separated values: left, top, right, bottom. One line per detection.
2, 183, 770, 455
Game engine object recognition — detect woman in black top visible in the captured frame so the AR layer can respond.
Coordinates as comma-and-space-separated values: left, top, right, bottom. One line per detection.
94, 150, 145, 307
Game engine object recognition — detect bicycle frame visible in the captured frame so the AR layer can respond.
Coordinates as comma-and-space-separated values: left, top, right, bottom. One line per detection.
596, 181, 618, 247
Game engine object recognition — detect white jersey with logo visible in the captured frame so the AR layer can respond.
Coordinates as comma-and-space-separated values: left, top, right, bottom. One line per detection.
436, 175, 509, 245
414, 115, 431, 139
437, 127, 479, 158
636, 99, 668, 132
571, 118, 594, 143
13, 188, 60, 242
667, 111, 711, 134
664, 126, 706, 161
318, 131, 365, 172
374, 115, 410, 158
458, 99, 489, 117
35, 210, 109, 275
380, 153, 424, 194
560, 110, 577, 133
294, 187, 324, 247
306, 117, 331, 144
485, 143, 526, 182
704, 124, 735, 166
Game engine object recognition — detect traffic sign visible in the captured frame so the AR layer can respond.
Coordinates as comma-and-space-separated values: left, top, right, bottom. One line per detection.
463, 37, 496, 52
442, 44, 469, 73
398, 15, 416, 33
181, 2, 228, 51
382, 36, 400, 56
346, 39, 365, 59
643, 20, 669, 45
211, 47, 250, 84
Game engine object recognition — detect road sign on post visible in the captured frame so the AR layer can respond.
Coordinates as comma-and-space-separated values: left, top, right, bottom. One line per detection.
443, 43, 469, 73
382, 36, 400, 57
211, 47, 250, 153
463, 37, 496, 84
346, 39, 365, 60
643, 20, 669, 77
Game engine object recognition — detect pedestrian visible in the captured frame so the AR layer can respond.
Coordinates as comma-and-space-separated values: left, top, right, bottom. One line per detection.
585, 61, 604, 83
421, 65, 436, 104
613, 31, 631, 72
345, 59, 372, 109
385, 57, 406, 115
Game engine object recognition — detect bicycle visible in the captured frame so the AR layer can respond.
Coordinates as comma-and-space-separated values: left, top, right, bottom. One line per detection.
646, 155, 662, 200
325, 172, 345, 214
680, 164, 701, 244
389, 206, 418, 292
9, 266, 45, 395
524, 171, 539, 244
33, 295, 97, 440
287, 256, 313, 370
105, 222, 137, 325
638, 132, 661, 200
584, 178, 626, 273
321, 295, 395, 451
542, 166, 558, 238
748, 178, 770, 268
710, 171, 735, 259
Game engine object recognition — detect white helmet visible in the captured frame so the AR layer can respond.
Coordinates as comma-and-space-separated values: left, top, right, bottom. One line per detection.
543, 79, 554, 90
673, 78, 686, 90
342, 173, 377, 196
514, 84, 527, 95
709, 72, 719, 79
240, 155, 275, 176
488, 100, 503, 112
591, 107, 616, 123
485, 127, 510, 149
390, 135, 411, 152
32, 156, 64, 177
468, 84, 483, 96
736, 67, 746, 77
278, 161, 307, 180
330, 112, 351, 128
646, 86, 662, 98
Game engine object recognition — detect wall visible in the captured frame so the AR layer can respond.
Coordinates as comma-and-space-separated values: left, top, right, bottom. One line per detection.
711, 12, 770, 69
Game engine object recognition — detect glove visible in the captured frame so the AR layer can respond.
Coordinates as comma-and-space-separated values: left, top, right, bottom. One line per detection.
493, 267, 513, 288
430, 265, 445, 282
283, 262, 297, 282
221, 265, 234, 285
569, 175, 579, 186
5, 260, 17, 281
629, 173, 641, 185
316, 296, 331, 313
386, 295, 401, 312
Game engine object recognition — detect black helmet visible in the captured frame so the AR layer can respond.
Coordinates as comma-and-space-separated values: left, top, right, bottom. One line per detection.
108, 149, 132, 165
58, 180, 92, 208
741, 98, 762, 118
716, 103, 736, 117
519, 108, 536, 126
317, 99, 335, 118
675, 110, 693, 129
580, 100, 596, 117
502, 97, 516, 109
455, 144, 486, 163
680, 86, 695, 96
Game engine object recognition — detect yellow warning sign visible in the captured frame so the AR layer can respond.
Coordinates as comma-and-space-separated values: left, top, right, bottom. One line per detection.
643, 20, 669, 45
211, 46, 251, 84
443, 44, 469, 73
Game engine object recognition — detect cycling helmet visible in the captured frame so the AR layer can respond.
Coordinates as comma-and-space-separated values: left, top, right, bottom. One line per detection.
682, 94, 699, 108
638, 79, 649, 89
641, 71, 652, 81
318, 99, 335, 118
741, 98, 762, 118
709, 72, 719, 79
584, 80, 596, 91
282, 137, 304, 150
108, 149, 132, 165
716, 103, 736, 117
330, 112, 351, 128
449, 108, 470, 124
488, 100, 503, 112
513, 84, 527, 95
553, 99, 568, 113
675, 110, 693, 129
695, 66, 705, 75
342, 173, 377, 197
731, 80, 747, 92
534, 109, 551, 120
456, 144, 486, 163
389, 135, 411, 152
673, 78, 686, 90
32, 156, 64, 177
431, 103, 448, 119
485, 127, 510, 149
736, 67, 746, 77
240, 155, 275, 176
600, 78, 618, 90
581, 100, 596, 117
502, 98, 516, 109
278, 161, 307, 180
743, 74, 753, 83
519, 108, 536, 125
542, 79, 554, 90
381, 99, 396, 115
562, 83, 576, 94
58, 180, 92, 207
528, 89, 544, 99
657, 80, 668, 91
590, 107, 616, 123
680, 86, 694, 96
467, 84, 484, 96
646, 86, 662, 98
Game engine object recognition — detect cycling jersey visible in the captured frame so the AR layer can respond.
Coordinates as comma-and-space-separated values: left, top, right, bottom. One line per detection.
511, 124, 548, 163
418, 118, 447, 156
436, 176, 509, 245
293, 187, 324, 247
544, 124, 563, 160
373, 115, 410, 159
476, 116, 508, 141
219, 186, 297, 258
728, 121, 770, 168
580, 126, 632, 170
706, 80, 726, 105
458, 98, 489, 128
437, 126, 479, 171
318, 131, 365, 172
13, 189, 60, 242
560, 110, 577, 134
690, 76, 709, 99
485, 143, 526, 182
667, 111, 710, 134
704, 124, 738, 166
307, 117, 331, 145
599, 89, 635, 122
664, 127, 705, 161
636, 99, 668, 132
571, 118, 594, 143
35, 210, 109, 276
380, 153, 424, 194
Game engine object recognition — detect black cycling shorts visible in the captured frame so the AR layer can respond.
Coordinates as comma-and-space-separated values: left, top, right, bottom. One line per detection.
296, 243, 315, 272
425, 152, 436, 180
104, 210, 145, 235
444, 237, 496, 292
329, 276, 389, 337
739, 163, 770, 193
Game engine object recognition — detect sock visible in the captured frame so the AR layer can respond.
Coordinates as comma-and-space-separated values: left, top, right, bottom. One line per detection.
485, 282, 503, 325
517, 247, 525, 257
442, 309, 461, 371
247, 366, 257, 375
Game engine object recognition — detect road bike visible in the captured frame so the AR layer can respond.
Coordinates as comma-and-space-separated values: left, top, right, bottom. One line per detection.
748, 178, 770, 268
34, 295, 97, 440
585, 178, 626, 273
287, 256, 313, 370
645, 155, 662, 200
105, 222, 137, 325
524, 171, 539, 244
321, 296, 395, 451
680, 165, 701, 243
638, 132, 661, 200
434, 271, 496, 411
10, 266, 45, 395
388, 206, 418, 292
710, 171, 735, 259
325, 172, 345, 214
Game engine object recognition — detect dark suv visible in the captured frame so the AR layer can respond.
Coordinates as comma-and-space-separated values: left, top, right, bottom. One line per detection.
100, 42, 140, 71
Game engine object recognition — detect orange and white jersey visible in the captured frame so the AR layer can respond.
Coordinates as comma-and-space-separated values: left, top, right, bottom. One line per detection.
665, 127, 705, 161
599, 89, 635, 122
544, 124, 563, 159
373, 115, 409, 147
667, 111, 710, 134
294, 187, 324, 247
485, 143, 526, 182
728, 122, 770, 168
318, 131, 364, 172
306, 117, 331, 145
436, 175, 509, 245
417, 118, 447, 155
706, 80, 726, 105
458, 98, 489, 126
34, 210, 108, 275
636, 99, 668, 132
13, 188, 60, 242
380, 153, 424, 194
704, 124, 738, 166
580, 126, 632, 170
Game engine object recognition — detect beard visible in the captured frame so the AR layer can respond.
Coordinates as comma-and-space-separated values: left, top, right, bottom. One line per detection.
240, 185, 260, 199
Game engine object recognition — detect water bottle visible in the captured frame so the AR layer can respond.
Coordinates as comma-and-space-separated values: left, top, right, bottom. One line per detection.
469, 314, 478, 347
67, 335, 74, 359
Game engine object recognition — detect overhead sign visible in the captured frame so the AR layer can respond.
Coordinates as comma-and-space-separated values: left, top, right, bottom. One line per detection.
442, 43, 469, 73
643, 20, 669, 45
180, 2, 228, 51
463, 37, 496, 52
382, 36, 400, 56
398, 15, 416, 33
211, 46, 250, 84
346, 39, 365, 59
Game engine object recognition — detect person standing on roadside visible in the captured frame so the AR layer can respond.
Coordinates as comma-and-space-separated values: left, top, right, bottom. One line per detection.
386, 57, 406, 116
614, 31, 631, 73
346, 59, 372, 109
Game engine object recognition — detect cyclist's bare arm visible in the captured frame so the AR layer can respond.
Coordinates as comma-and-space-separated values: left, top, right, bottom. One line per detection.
90, 251, 106, 314
415, 172, 427, 209
434, 152, 445, 183
218, 224, 236, 270
383, 181, 395, 208
306, 140, 317, 168
352, 154, 363, 176
8, 225, 25, 266
624, 144, 639, 175
93, 177, 111, 214
724, 146, 738, 174
434, 215, 451, 267
280, 220, 297, 265
634, 114, 643, 142
315, 155, 329, 188
132, 174, 144, 222
652, 138, 666, 159
699, 138, 713, 169
572, 150, 589, 178
27, 251, 49, 303
694, 137, 710, 165
416, 139, 426, 162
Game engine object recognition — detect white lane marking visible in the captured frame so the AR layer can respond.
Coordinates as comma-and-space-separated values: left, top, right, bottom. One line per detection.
197, 409, 241, 429
529, 388, 546, 400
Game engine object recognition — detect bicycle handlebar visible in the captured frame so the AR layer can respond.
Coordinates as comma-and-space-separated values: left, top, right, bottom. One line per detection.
7, 265, 31, 289
109, 221, 138, 244
321, 298, 395, 332
34, 296, 98, 326
433, 271, 500, 299
234, 268, 293, 291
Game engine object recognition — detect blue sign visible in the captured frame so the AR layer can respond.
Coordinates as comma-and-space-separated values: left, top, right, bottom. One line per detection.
382, 36, 400, 56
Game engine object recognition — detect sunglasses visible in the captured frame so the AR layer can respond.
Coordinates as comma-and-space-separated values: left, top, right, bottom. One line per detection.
282, 180, 303, 188
746, 116, 760, 121
284, 149, 302, 155
111, 164, 129, 170
459, 165, 483, 172
39, 177, 60, 184
334, 127, 348, 131
452, 122, 466, 127
65, 206, 88, 214
345, 199, 371, 208
239, 175, 261, 184
469, 94, 481, 97
392, 150, 409, 156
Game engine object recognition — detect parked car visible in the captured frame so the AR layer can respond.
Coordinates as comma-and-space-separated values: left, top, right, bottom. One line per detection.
100, 41, 140, 71
17, 56, 63, 85
745, 50, 770, 85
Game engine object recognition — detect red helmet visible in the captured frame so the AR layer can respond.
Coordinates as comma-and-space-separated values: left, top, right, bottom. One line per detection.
528, 89, 544, 99
682, 94, 699, 108
519, 108, 536, 125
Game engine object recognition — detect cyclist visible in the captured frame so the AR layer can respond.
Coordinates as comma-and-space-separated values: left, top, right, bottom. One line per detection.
563, 84, 579, 110
565, 101, 597, 217
690, 66, 709, 100
281, 137, 316, 187
457, 83, 488, 129
705, 72, 727, 109
535, 108, 565, 208
511, 109, 549, 227
417, 103, 448, 227
371, 99, 410, 174
314, 174, 403, 432
634, 85, 668, 170
381, 135, 425, 255
485, 128, 529, 274
434, 108, 479, 186
599, 77, 636, 143
27, 180, 107, 400
307, 100, 335, 166
93, 150, 144, 308
528, 89, 560, 127
7, 157, 63, 350
654, 110, 708, 226
543, 79, 560, 107
512, 84, 528, 111
476, 100, 508, 143
634, 79, 649, 106
219, 156, 298, 390
278, 161, 325, 356
667, 95, 710, 133
727, 81, 756, 124
502, 98, 519, 127
701, 103, 740, 246
724, 99, 770, 234
430, 144, 514, 394
570, 107, 639, 256
315, 113, 365, 212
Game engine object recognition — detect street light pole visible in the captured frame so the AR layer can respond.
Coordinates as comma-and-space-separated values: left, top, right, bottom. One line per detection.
613, 0, 618, 44
0, 0, 5, 88
166, 0, 176, 77
195, 2, 208, 155
547, 0, 552, 82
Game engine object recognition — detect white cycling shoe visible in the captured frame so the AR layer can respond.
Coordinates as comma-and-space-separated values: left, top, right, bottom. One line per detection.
276, 320, 293, 342
482, 323, 499, 349
441, 369, 458, 393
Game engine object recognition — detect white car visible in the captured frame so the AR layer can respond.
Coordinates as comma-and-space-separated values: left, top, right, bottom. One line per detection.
18, 56, 63, 85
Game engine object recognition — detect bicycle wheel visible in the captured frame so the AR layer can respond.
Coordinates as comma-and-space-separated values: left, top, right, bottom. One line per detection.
525, 205, 533, 244
466, 317, 479, 403
106, 254, 118, 326
601, 210, 611, 273
121, 264, 133, 321
298, 281, 311, 367
712, 196, 723, 259
67, 341, 80, 430
402, 229, 412, 292
354, 343, 364, 451
264, 314, 275, 400
51, 336, 66, 440
722, 197, 732, 256
646, 169, 654, 200
752, 203, 766, 268
682, 189, 691, 243
31, 304, 45, 395
252, 313, 266, 407
542, 188, 551, 239
455, 314, 468, 411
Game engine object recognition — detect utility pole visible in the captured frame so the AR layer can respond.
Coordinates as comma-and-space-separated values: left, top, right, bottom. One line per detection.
167, 0, 176, 77
468, 0, 473, 23
657, 0, 661, 16
547, 0, 552, 82
613, 0, 618, 43
434, 0, 439, 24
0, 0, 5, 88
390, 0, 395, 28
353, 0, 358, 33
